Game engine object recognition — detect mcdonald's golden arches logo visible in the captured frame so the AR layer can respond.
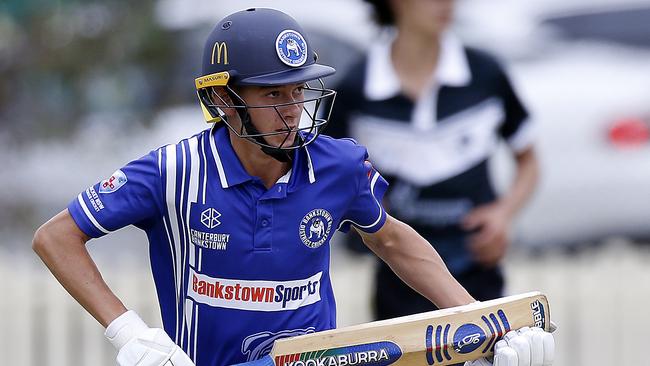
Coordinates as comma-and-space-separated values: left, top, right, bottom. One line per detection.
211, 42, 228, 65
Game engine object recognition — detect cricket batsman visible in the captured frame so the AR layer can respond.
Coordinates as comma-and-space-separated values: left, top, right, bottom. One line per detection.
33, 8, 554, 366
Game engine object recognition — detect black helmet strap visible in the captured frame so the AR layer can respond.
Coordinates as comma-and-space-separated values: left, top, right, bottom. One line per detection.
241, 108, 296, 163
227, 88, 296, 163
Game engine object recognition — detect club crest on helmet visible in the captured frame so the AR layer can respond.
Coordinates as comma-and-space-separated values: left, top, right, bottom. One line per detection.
276, 30, 307, 67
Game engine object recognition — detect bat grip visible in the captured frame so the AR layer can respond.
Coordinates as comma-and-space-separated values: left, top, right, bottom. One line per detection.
230, 355, 275, 366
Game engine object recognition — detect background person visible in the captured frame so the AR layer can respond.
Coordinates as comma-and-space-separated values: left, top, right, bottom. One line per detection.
328, 0, 540, 320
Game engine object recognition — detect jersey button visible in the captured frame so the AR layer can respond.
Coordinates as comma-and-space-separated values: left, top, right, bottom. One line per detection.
261, 219, 269, 227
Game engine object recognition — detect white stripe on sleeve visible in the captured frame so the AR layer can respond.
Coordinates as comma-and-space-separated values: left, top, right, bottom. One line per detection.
76, 194, 110, 234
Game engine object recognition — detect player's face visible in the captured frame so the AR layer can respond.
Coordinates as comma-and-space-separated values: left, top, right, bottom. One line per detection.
391, 0, 455, 36
238, 83, 305, 148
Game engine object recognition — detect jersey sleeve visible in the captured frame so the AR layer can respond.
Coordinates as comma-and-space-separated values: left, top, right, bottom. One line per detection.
338, 144, 389, 233
496, 65, 535, 153
67, 149, 163, 238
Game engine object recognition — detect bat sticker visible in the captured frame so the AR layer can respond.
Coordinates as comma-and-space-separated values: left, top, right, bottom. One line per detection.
275, 341, 403, 366
453, 324, 486, 354
425, 309, 512, 364
530, 300, 546, 329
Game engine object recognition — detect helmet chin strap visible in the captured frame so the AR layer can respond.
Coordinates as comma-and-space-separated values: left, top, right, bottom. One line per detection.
223, 87, 299, 163
237, 107, 297, 163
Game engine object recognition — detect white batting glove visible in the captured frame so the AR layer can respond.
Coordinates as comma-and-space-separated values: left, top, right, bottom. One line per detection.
105, 310, 195, 366
464, 327, 555, 366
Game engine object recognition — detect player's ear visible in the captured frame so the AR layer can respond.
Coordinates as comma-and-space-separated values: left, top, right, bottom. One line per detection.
209, 87, 237, 117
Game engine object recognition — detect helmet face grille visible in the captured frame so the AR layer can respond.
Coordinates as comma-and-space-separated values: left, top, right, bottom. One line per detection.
199, 80, 337, 152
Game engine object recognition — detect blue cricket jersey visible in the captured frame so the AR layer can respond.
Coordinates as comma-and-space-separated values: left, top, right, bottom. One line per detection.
68, 125, 389, 366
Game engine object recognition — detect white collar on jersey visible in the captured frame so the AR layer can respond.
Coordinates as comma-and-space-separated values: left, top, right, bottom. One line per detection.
363, 29, 472, 101
210, 125, 316, 189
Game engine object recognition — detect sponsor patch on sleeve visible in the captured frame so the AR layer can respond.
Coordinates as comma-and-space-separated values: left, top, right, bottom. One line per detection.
99, 169, 128, 194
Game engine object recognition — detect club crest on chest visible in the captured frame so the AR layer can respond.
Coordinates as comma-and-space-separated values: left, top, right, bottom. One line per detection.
299, 209, 333, 248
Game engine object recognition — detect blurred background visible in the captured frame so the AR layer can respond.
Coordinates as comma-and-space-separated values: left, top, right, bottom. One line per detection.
1, 0, 650, 365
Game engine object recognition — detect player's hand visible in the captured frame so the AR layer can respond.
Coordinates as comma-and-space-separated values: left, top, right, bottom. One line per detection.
463, 327, 555, 366
462, 201, 512, 267
105, 310, 195, 366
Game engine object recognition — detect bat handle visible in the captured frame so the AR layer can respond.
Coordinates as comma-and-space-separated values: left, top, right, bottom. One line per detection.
230, 355, 276, 366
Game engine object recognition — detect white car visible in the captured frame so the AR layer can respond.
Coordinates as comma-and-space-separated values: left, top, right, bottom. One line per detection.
456, 1, 650, 248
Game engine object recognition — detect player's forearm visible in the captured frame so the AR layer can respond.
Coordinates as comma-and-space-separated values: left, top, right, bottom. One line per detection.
360, 217, 474, 309
33, 211, 127, 327
500, 147, 539, 217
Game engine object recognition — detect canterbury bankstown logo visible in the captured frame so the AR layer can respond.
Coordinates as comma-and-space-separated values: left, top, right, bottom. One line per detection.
201, 208, 221, 229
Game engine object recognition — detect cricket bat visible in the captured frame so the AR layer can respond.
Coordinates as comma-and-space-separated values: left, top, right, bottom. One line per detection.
233, 292, 550, 366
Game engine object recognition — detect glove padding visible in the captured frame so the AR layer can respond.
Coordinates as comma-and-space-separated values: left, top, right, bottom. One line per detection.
464, 327, 555, 366
105, 310, 195, 366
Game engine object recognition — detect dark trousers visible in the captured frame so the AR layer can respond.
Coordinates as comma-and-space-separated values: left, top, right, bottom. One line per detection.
373, 261, 504, 319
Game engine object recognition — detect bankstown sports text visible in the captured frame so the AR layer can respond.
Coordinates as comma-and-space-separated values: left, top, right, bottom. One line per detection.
188, 270, 322, 311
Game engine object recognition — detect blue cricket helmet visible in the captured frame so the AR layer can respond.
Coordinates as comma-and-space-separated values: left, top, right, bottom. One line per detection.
200, 8, 335, 86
